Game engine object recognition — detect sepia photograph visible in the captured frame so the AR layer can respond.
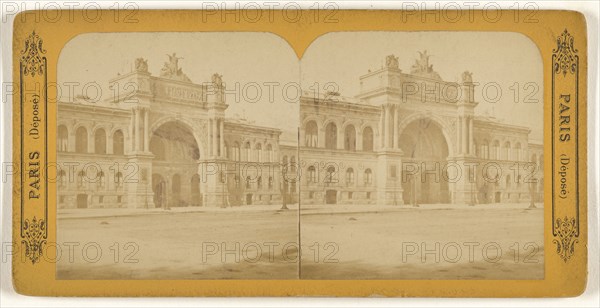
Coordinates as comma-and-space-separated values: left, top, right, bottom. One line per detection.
298, 32, 544, 279
55, 31, 544, 280
56, 32, 300, 279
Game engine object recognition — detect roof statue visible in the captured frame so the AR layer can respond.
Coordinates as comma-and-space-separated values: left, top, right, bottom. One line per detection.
410, 50, 441, 80
160, 52, 191, 82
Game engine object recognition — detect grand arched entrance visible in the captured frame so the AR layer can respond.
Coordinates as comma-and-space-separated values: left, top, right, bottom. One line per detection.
150, 121, 201, 208
399, 118, 450, 205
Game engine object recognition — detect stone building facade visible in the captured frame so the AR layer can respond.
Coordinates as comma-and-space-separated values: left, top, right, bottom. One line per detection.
57, 52, 543, 209
298, 53, 544, 206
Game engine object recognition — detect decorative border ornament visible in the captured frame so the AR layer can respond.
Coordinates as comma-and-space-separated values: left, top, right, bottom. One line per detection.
19, 31, 49, 265
21, 217, 47, 264
553, 29, 578, 76
553, 217, 579, 262
20, 31, 46, 77
551, 28, 580, 263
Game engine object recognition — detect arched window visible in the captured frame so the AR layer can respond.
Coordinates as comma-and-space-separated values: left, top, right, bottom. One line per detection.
514, 142, 522, 161
364, 168, 373, 185
266, 144, 273, 162
77, 170, 86, 187
75, 127, 88, 153
113, 130, 124, 155
58, 170, 66, 187
346, 168, 355, 185
268, 176, 274, 189
58, 125, 68, 152
94, 129, 107, 154
243, 142, 251, 161
503, 141, 511, 160
255, 143, 262, 162
257, 176, 262, 189
305, 121, 318, 147
97, 171, 105, 188
115, 172, 123, 188
481, 140, 489, 159
363, 126, 374, 151
344, 125, 356, 151
325, 122, 337, 150
233, 142, 241, 161
307, 166, 317, 183
325, 166, 337, 184
491, 140, 500, 159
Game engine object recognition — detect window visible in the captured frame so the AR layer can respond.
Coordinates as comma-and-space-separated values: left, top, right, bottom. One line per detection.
59, 196, 65, 203
268, 176, 273, 189
503, 142, 511, 160
77, 170, 86, 187
344, 125, 356, 151
325, 166, 337, 184
307, 166, 317, 184
246, 176, 251, 189
117, 196, 122, 203
255, 143, 262, 162
363, 126, 374, 151
233, 142, 241, 161
75, 127, 88, 153
366, 192, 371, 199
491, 140, 500, 159
325, 122, 337, 150
481, 140, 489, 159
514, 142, 522, 161
243, 142, 251, 161
58, 125, 68, 152
364, 168, 373, 185
98, 196, 104, 204
97, 171, 105, 188
348, 192, 353, 199
346, 168, 355, 185
290, 180, 296, 193
309, 191, 315, 199
257, 176, 262, 189
305, 121, 318, 147
113, 130, 124, 155
266, 144, 273, 162
115, 172, 123, 188
94, 129, 107, 154
506, 175, 511, 188
58, 170, 66, 187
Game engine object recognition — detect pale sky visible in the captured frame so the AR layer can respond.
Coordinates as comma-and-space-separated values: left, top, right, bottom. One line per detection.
58, 32, 300, 141
301, 32, 543, 142
59, 31, 543, 142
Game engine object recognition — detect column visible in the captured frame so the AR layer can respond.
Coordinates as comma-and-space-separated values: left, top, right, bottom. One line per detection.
143, 108, 149, 152
385, 105, 391, 149
208, 119, 213, 156
379, 106, 384, 149
456, 116, 461, 155
129, 111, 134, 153
219, 118, 225, 158
134, 107, 140, 152
393, 105, 399, 149
212, 117, 218, 158
462, 116, 468, 154
469, 116, 474, 155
